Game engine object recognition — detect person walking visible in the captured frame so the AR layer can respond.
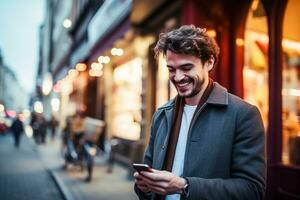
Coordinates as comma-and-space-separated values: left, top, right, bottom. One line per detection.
134, 25, 266, 200
37, 115, 47, 144
11, 114, 24, 148
49, 115, 58, 140
30, 111, 40, 144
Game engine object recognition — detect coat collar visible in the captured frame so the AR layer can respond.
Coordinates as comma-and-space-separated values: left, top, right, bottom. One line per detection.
158, 82, 228, 110
206, 82, 228, 106
157, 98, 175, 110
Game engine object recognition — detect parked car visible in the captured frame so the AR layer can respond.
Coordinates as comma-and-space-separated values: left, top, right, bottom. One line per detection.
0, 117, 12, 134
0, 121, 8, 134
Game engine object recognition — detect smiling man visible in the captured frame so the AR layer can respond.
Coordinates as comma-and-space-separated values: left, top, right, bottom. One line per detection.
134, 25, 266, 200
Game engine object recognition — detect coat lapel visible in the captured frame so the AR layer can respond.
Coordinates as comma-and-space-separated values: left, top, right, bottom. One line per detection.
155, 108, 173, 170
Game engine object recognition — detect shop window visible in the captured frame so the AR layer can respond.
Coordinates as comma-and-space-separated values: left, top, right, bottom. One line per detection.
156, 54, 176, 109
243, 0, 269, 128
156, 54, 169, 109
282, 0, 300, 165
111, 58, 142, 141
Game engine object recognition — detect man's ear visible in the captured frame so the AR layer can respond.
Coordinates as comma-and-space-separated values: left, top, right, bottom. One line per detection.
204, 56, 215, 71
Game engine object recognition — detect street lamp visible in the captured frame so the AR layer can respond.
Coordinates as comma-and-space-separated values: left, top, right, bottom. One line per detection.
0, 104, 4, 112
51, 98, 60, 112
33, 101, 43, 113
42, 73, 53, 96
63, 19, 72, 29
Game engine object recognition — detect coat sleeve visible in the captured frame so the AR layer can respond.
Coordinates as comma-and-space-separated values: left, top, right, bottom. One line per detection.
186, 105, 266, 200
135, 111, 161, 200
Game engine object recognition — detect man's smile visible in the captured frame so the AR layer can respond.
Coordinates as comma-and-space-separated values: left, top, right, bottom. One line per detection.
174, 79, 193, 91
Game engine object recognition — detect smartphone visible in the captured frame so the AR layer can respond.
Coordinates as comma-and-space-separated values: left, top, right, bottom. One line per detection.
132, 163, 151, 173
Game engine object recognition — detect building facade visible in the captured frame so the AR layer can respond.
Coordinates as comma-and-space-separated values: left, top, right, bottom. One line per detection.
0, 50, 28, 113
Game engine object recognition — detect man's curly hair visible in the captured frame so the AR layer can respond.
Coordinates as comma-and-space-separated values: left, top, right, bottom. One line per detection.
154, 25, 220, 66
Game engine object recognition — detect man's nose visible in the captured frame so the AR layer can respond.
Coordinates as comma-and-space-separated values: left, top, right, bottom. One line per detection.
174, 70, 184, 82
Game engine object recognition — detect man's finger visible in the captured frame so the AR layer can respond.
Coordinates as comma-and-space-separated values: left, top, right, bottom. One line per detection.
137, 184, 150, 193
135, 178, 147, 185
134, 172, 141, 178
147, 185, 167, 195
143, 178, 169, 189
141, 171, 168, 182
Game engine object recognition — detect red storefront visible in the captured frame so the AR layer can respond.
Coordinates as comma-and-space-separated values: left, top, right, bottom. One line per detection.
181, 0, 300, 199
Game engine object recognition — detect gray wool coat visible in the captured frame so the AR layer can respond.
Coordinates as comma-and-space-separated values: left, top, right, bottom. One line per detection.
135, 82, 266, 200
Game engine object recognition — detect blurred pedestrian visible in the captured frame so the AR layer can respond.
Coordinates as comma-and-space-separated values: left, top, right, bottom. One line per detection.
39, 115, 47, 144
63, 113, 85, 168
11, 114, 24, 148
30, 111, 40, 144
134, 25, 265, 200
62, 115, 72, 148
63, 112, 96, 182
49, 115, 58, 140
71, 112, 86, 142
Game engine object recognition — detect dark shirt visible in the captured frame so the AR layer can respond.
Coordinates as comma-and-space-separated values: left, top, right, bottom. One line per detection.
11, 119, 24, 134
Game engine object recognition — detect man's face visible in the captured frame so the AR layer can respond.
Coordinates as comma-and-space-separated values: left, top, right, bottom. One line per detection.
166, 50, 212, 101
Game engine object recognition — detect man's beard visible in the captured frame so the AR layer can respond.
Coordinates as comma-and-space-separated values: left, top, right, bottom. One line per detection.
172, 76, 204, 98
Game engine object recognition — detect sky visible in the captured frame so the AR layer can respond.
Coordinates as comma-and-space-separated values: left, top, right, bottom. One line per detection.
0, 0, 45, 93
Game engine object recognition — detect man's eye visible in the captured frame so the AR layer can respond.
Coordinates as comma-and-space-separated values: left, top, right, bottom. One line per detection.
182, 66, 192, 71
168, 68, 175, 73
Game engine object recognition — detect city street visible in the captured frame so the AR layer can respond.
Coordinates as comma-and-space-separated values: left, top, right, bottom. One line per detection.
0, 133, 64, 200
1, 1, 300, 199
0, 132, 138, 200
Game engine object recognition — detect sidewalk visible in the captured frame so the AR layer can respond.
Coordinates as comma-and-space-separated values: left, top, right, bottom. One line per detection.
0, 134, 64, 200
36, 136, 138, 200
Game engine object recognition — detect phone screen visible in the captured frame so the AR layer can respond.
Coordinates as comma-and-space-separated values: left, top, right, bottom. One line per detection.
132, 163, 150, 173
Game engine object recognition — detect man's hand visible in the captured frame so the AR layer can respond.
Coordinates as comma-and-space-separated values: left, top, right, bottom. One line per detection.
140, 169, 186, 195
134, 172, 151, 193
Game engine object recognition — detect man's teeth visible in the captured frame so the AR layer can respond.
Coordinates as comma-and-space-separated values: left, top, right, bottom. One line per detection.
178, 82, 189, 87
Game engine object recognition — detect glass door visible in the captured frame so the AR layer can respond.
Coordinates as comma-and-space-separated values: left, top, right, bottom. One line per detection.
243, 0, 269, 129
282, 0, 300, 165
